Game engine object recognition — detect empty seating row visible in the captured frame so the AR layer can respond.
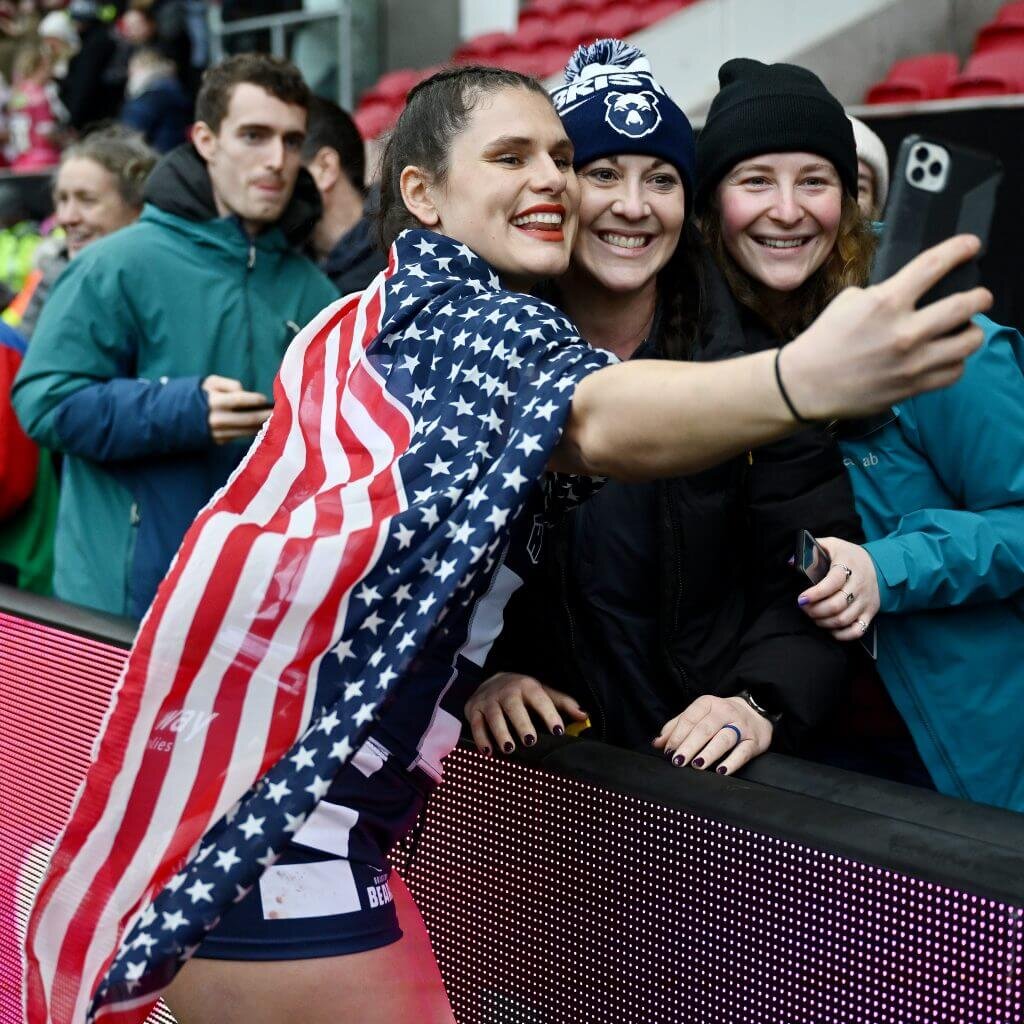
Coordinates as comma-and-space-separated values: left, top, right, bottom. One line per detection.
354, 0, 695, 139
866, 3, 1024, 103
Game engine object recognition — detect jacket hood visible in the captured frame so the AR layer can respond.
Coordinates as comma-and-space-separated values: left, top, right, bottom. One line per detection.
142, 143, 323, 247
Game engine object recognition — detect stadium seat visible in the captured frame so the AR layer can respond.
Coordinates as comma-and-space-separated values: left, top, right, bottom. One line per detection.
864, 52, 959, 103
358, 68, 421, 105
353, 100, 401, 140
948, 49, 1024, 97
996, 0, 1024, 21
633, 0, 694, 29
452, 31, 516, 64
974, 10, 1024, 54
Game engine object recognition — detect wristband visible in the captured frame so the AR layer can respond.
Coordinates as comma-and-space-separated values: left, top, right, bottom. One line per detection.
774, 347, 811, 425
736, 688, 783, 725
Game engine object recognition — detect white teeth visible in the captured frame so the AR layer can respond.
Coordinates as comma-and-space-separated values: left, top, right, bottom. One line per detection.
512, 212, 563, 227
599, 232, 648, 249
758, 238, 808, 249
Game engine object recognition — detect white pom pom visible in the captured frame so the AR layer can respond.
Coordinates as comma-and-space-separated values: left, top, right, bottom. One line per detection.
563, 38, 651, 84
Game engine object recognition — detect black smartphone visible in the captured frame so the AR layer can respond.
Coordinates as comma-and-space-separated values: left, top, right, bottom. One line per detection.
797, 528, 831, 585
870, 134, 1002, 307
794, 530, 877, 659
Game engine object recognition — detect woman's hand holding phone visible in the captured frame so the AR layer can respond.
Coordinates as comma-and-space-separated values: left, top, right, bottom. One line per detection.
797, 536, 881, 641
779, 234, 992, 420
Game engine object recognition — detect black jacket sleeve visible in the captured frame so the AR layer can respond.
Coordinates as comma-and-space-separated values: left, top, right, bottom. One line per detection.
723, 427, 866, 753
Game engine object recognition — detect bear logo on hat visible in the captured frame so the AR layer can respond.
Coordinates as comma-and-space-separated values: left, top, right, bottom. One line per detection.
604, 91, 662, 139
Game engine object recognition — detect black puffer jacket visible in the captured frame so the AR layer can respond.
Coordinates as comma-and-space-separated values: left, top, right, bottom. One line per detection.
485, 254, 864, 754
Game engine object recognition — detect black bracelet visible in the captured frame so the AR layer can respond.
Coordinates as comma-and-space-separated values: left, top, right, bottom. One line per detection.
773, 347, 811, 424
737, 689, 783, 725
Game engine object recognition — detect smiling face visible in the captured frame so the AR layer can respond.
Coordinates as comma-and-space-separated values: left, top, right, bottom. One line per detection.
571, 153, 685, 294
715, 152, 843, 293
191, 82, 307, 235
55, 157, 140, 257
413, 86, 579, 290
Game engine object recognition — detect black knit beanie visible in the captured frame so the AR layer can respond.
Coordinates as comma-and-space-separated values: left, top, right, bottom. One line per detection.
695, 58, 857, 211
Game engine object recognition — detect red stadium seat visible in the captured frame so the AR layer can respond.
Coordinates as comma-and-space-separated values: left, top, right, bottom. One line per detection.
632, 0, 694, 29
948, 49, 1024, 97
452, 31, 516, 64
592, 5, 648, 37
353, 100, 400, 140
864, 52, 959, 103
974, 12, 1024, 55
358, 68, 421, 105
548, 9, 593, 44
996, 1, 1024, 21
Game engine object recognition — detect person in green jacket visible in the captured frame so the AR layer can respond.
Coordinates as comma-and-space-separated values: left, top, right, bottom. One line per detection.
798, 317, 1024, 812
13, 53, 339, 620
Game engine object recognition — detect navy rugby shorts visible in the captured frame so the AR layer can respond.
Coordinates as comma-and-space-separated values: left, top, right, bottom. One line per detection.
194, 737, 433, 960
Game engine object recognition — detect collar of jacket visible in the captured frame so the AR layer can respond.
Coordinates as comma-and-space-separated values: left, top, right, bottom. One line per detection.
322, 187, 379, 277
142, 143, 323, 249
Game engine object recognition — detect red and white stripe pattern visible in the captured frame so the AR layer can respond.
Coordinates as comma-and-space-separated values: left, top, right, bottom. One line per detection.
25, 253, 414, 1024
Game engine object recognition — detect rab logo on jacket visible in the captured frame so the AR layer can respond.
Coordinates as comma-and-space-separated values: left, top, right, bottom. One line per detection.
605, 90, 662, 138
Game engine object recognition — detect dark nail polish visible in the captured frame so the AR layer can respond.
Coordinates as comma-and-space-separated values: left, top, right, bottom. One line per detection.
672, 754, 685, 767
480, 746, 491, 756
717, 766, 728, 775
503, 741, 514, 753
692, 757, 705, 769
524, 734, 536, 746
787, 555, 795, 566
797, 596, 810, 607
553, 725, 564, 736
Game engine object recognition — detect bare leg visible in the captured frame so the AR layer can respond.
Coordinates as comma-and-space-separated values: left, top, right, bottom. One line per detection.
163, 872, 455, 1024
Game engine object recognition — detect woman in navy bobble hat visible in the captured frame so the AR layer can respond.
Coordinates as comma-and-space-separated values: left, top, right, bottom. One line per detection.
469, 41, 866, 780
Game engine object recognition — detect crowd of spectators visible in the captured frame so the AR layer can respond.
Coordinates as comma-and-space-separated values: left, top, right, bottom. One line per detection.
0, 28, 1020, 819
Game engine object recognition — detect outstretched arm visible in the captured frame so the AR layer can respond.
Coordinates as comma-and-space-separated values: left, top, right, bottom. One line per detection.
554, 236, 991, 480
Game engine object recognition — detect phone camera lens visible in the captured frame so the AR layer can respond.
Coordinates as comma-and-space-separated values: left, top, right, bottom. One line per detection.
911, 166, 925, 183
915, 146, 929, 161
929, 161, 942, 176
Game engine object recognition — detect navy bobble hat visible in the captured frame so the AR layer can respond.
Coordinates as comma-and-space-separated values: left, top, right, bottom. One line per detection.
551, 39, 696, 203
695, 58, 857, 211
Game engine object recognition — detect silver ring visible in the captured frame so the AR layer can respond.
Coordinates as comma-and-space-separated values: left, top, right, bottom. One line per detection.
857, 619, 869, 633
834, 562, 853, 581
844, 591, 856, 605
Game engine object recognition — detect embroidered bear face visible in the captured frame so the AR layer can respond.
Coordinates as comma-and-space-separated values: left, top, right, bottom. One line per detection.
604, 90, 662, 139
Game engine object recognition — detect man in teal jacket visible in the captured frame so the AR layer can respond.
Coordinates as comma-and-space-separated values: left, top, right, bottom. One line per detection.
802, 316, 1024, 811
13, 54, 339, 620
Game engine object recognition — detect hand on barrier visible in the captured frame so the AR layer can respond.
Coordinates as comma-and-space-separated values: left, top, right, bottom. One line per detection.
465, 672, 589, 755
653, 694, 773, 776
780, 235, 992, 420
798, 536, 881, 641
202, 374, 273, 444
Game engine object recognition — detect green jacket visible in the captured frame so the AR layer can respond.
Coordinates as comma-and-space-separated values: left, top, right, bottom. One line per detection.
13, 145, 339, 618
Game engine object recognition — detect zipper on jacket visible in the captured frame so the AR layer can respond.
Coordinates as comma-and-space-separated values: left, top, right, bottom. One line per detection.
557, 520, 607, 741
247, 242, 256, 270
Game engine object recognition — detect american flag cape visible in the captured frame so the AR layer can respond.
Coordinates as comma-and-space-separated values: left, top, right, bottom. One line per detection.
24, 228, 612, 1024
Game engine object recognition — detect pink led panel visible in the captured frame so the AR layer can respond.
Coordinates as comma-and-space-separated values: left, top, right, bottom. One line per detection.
1, 613, 174, 1024
396, 749, 1024, 1024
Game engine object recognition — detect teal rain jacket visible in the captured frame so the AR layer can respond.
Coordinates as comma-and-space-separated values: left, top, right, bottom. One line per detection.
840, 316, 1024, 811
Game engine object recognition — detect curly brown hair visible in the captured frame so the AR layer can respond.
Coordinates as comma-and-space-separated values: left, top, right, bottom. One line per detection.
700, 190, 876, 339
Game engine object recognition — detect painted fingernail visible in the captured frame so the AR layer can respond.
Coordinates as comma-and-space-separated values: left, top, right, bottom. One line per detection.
503, 741, 514, 753
717, 766, 728, 775
524, 734, 536, 747
552, 725, 564, 736
480, 746, 491, 756
787, 555, 795, 566
797, 596, 810, 606
692, 757, 705, 769
672, 754, 685, 767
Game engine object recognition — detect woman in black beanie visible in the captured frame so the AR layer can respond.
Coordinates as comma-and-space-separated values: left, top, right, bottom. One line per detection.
467, 45, 867, 777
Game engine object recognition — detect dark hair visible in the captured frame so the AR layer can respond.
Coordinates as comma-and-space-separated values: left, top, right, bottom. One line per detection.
195, 53, 311, 135
59, 125, 158, 209
300, 96, 366, 193
377, 65, 552, 249
701, 191, 876, 339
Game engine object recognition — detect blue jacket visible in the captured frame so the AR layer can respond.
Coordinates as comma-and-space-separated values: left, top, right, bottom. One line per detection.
839, 316, 1024, 811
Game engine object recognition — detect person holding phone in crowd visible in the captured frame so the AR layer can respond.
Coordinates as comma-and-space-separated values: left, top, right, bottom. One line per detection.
28, 60, 994, 1024
467, 42, 864, 777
